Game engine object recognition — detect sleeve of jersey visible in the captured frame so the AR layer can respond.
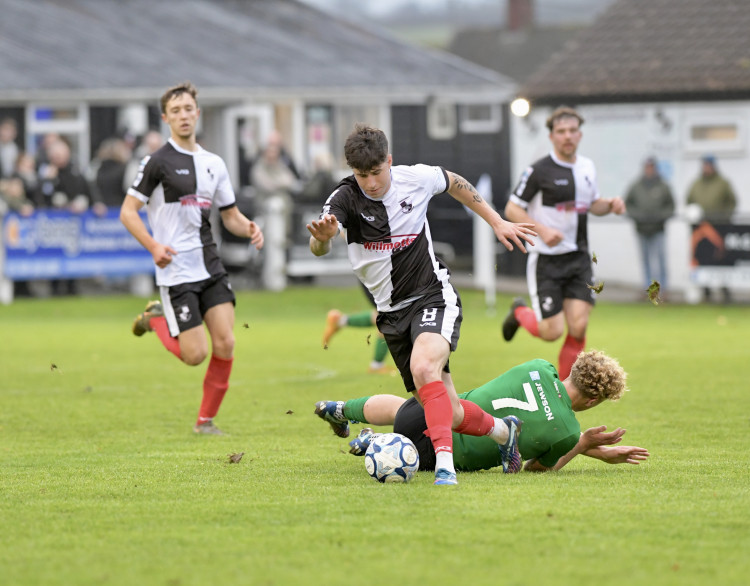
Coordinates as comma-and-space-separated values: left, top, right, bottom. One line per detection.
508, 165, 537, 208
126, 155, 160, 204
215, 159, 237, 211
412, 164, 449, 195
538, 434, 579, 469
321, 187, 349, 229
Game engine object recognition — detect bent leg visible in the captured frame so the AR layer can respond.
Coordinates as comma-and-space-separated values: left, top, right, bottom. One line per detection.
362, 394, 406, 425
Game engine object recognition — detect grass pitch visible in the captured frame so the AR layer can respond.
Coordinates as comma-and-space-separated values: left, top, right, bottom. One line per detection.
1, 286, 748, 585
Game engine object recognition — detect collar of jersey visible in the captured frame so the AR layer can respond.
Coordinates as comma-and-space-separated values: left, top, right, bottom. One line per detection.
168, 137, 204, 155
550, 150, 577, 169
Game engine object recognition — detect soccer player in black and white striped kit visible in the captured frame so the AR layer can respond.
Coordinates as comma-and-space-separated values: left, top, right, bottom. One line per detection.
503, 107, 626, 381
120, 82, 264, 435
308, 124, 536, 485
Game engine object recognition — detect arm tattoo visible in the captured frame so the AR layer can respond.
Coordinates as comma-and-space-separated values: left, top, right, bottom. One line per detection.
451, 173, 483, 203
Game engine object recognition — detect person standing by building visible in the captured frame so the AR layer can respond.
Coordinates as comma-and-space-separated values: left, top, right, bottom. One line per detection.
625, 157, 675, 294
307, 124, 536, 485
687, 155, 737, 303
120, 82, 264, 435
502, 106, 626, 380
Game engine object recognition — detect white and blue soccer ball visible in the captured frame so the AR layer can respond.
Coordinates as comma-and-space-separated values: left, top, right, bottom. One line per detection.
364, 432, 419, 483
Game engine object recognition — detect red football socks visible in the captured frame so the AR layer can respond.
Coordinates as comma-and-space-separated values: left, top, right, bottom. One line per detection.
558, 334, 585, 380
456, 399, 495, 436
516, 305, 540, 337
198, 355, 233, 422
417, 381, 453, 455
150, 316, 182, 359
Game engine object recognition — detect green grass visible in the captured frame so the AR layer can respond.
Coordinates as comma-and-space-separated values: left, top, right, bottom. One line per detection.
1, 286, 749, 585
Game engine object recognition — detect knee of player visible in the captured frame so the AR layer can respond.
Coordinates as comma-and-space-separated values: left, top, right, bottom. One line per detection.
212, 333, 235, 356
539, 321, 564, 341
181, 348, 208, 366
410, 362, 441, 387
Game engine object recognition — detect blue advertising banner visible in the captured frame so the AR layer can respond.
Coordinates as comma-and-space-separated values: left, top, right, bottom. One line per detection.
2, 208, 154, 280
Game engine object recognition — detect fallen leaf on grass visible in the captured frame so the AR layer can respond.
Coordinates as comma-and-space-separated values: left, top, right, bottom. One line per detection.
366, 334, 371, 346
227, 452, 245, 464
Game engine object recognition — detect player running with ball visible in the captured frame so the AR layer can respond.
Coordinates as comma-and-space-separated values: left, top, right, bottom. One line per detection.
308, 124, 536, 485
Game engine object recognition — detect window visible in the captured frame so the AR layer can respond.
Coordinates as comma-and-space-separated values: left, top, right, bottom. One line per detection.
426, 101, 457, 140
683, 112, 746, 155
459, 103, 503, 134
26, 103, 90, 165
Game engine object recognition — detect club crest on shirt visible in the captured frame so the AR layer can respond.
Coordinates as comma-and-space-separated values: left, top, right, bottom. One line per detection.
400, 199, 413, 213
178, 305, 192, 322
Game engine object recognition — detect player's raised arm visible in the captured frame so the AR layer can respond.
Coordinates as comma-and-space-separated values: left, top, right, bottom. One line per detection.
446, 171, 536, 253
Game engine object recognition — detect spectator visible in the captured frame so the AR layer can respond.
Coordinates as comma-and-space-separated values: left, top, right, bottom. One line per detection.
0, 173, 34, 217
12, 151, 39, 204
35, 138, 93, 213
687, 155, 737, 303
687, 155, 736, 223
89, 137, 133, 209
298, 151, 337, 204
0, 118, 20, 179
124, 129, 164, 188
35, 138, 93, 296
262, 129, 301, 180
625, 157, 675, 293
251, 134, 301, 249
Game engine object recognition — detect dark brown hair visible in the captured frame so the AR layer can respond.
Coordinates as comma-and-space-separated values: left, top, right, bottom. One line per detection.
343, 124, 389, 171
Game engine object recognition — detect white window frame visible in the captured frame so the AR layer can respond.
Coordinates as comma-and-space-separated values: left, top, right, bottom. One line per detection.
459, 102, 503, 134
426, 100, 457, 140
682, 111, 747, 156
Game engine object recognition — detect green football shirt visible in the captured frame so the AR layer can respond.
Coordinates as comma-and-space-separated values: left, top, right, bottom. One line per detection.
452, 359, 581, 471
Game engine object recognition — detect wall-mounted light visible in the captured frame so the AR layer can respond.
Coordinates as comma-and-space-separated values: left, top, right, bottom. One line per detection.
510, 97, 531, 118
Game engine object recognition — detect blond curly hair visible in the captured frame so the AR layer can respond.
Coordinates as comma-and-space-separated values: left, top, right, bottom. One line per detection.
569, 350, 628, 402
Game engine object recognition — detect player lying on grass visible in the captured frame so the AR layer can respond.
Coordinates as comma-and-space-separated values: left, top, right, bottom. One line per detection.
315, 350, 649, 472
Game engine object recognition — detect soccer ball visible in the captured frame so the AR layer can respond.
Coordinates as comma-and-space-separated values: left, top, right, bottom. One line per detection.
364, 432, 419, 483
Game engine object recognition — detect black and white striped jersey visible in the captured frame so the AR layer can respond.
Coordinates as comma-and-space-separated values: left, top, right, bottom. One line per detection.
127, 138, 236, 286
321, 164, 452, 312
509, 152, 600, 255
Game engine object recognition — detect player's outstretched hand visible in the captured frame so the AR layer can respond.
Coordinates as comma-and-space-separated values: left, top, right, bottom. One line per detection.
598, 445, 650, 465
495, 219, 537, 253
579, 425, 626, 451
307, 214, 339, 242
